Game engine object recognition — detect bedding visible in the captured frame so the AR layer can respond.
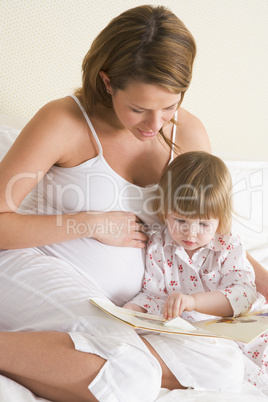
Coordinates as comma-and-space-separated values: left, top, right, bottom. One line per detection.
0, 120, 267, 401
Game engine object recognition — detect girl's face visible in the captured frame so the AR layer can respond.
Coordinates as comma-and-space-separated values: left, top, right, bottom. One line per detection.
166, 213, 219, 256
105, 77, 181, 141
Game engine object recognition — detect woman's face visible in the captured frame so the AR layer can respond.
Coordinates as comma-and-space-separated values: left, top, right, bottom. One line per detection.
109, 80, 181, 141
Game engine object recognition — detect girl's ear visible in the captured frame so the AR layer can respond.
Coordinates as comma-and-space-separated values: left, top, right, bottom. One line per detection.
99, 71, 112, 93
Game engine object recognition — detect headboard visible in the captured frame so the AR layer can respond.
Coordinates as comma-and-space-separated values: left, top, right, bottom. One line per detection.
1, 0, 267, 160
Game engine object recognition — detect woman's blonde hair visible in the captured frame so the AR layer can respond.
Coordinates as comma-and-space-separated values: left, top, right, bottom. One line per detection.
75, 5, 196, 149
154, 151, 233, 235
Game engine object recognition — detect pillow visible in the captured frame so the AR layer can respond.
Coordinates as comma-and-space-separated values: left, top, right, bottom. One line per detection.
0, 113, 29, 130
0, 125, 20, 161
225, 160, 268, 259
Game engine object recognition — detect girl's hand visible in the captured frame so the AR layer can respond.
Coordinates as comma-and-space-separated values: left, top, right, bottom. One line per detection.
88, 211, 148, 248
163, 293, 196, 319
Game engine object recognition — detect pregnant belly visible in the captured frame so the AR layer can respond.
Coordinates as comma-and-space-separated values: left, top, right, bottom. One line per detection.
39, 237, 145, 306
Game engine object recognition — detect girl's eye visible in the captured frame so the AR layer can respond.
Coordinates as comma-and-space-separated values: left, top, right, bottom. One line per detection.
200, 222, 209, 227
176, 219, 185, 224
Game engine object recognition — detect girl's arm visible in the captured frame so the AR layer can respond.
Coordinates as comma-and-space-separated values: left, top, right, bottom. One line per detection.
163, 291, 233, 319
0, 101, 146, 249
214, 236, 258, 317
164, 235, 257, 319
192, 291, 233, 316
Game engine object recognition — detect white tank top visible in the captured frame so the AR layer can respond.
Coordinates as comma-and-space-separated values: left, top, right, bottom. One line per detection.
18, 95, 177, 305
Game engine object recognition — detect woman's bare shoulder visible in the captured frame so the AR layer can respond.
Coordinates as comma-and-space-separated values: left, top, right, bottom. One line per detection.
176, 107, 211, 153
30, 97, 82, 133
0, 97, 83, 212
20, 97, 87, 163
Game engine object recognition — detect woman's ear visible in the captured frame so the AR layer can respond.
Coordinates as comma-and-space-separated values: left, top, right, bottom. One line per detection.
99, 71, 112, 94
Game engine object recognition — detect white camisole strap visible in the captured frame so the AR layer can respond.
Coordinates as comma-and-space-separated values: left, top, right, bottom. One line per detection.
69, 94, 103, 156
169, 111, 178, 163
69, 94, 178, 163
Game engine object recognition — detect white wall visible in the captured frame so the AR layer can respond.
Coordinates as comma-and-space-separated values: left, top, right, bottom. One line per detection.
1, 0, 267, 160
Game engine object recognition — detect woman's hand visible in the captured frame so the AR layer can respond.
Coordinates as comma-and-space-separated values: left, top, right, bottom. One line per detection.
88, 211, 148, 248
163, 293, 195, 319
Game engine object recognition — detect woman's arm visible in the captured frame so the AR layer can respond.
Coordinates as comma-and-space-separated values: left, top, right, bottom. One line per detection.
176, 108, 212, 153
0, 101, 146, 249
247, 252, 268, 302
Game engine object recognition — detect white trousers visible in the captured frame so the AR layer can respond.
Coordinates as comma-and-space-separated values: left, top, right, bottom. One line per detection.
0, 249, 244, 401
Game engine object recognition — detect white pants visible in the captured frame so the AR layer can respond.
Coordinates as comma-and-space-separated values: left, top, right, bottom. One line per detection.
143, 333, 244, 393
0, 249, 244, 401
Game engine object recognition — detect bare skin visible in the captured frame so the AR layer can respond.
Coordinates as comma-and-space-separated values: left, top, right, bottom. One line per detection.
0, 331, 183, 401
0, 331, 103, 402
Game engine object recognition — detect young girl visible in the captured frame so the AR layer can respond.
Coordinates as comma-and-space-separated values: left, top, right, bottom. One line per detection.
124, 151, 268, 394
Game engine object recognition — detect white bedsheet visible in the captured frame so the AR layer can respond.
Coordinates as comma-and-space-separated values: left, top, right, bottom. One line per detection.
0, 122, 267, 401
0, 375, 267, 402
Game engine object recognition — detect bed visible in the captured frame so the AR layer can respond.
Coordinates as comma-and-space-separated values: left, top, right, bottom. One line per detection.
0, 119, 267, 401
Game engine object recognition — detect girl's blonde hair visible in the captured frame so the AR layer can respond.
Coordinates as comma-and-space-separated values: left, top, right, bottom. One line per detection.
75, 5, 196, 150
154, 151, 233, 235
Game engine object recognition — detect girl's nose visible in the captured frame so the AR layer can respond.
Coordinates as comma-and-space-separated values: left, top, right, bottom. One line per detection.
187, 224, 198, 237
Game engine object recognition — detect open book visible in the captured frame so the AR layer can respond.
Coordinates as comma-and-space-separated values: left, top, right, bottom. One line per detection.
90, 298, 268, 344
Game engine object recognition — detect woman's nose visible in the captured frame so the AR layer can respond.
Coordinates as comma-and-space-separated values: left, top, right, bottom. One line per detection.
144, 111, 163, 132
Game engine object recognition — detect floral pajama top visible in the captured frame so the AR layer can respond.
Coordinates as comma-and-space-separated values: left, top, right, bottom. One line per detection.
129, 227, 268, 386
130, 227, 262, 321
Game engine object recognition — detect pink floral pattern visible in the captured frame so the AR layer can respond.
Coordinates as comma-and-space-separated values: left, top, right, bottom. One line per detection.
130, 228, 259, 318
128, 227, 268, 381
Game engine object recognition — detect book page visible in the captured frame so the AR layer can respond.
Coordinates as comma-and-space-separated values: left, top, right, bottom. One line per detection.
195, 311, 268, 344
90, 298, 210, 336
89, 298, 268, 343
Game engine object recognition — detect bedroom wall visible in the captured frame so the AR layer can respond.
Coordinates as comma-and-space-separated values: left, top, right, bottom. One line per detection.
1, 0, 267, 160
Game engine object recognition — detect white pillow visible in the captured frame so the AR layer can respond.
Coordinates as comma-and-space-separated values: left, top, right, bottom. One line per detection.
0, 125, 20, 161
225, 160, 268, 255
0, 113, 29, 130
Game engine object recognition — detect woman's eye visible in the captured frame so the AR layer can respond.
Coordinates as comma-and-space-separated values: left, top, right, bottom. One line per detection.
131, 108, 144, 114
164, 105, 176, 111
